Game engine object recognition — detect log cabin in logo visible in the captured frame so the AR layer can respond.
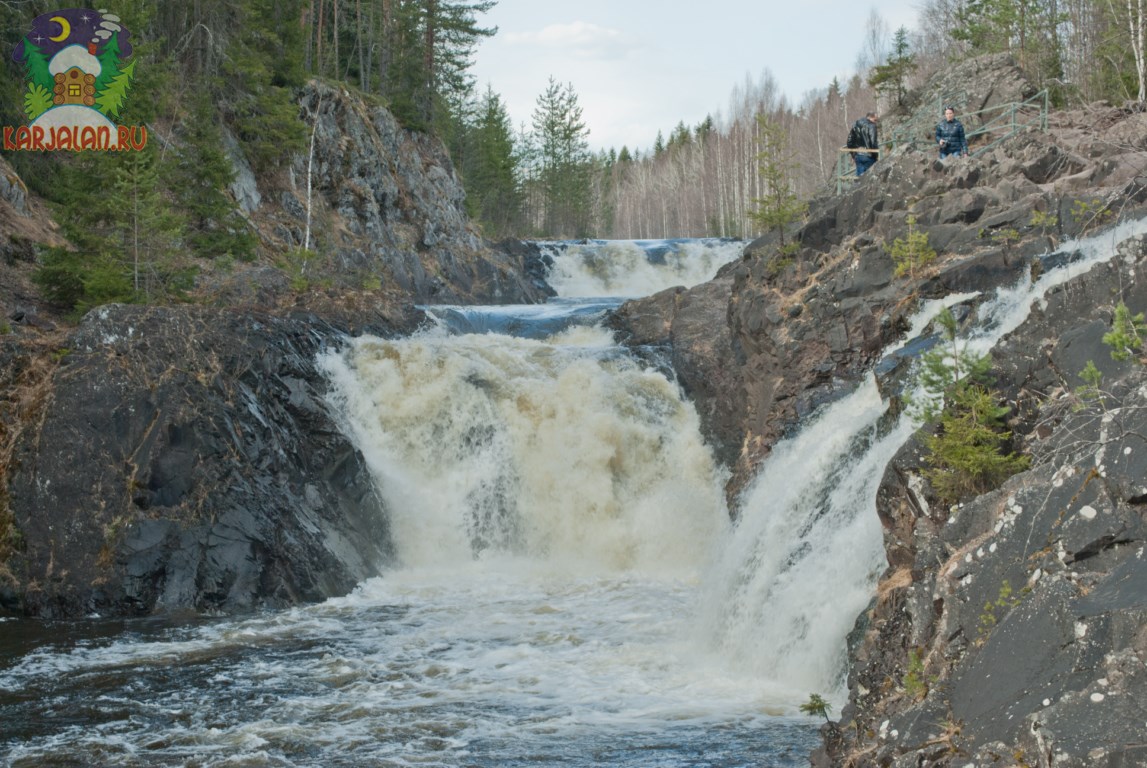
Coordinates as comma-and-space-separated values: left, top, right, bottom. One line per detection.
52, 44, 99, 107
3, 7, 147, 151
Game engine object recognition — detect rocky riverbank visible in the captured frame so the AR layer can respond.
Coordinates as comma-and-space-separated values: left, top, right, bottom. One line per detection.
608, 59, 1147, 766
0, 80, 546, 618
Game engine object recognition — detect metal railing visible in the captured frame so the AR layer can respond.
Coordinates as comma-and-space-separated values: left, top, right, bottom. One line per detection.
833, 89, 1048, 194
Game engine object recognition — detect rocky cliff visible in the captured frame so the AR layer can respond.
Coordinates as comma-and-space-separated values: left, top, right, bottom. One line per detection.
0, 80, 546, 618
1, 305, 402, 618
609, 58, 1147, 764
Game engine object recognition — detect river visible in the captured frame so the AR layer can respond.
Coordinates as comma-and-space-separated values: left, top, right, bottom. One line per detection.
2, 239, 826, 767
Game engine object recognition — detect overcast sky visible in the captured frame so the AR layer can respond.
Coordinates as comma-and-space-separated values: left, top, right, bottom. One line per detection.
470, 1, 920, 153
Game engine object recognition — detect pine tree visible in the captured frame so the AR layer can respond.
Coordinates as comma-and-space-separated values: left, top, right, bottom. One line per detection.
869, 26, 916, 106
463, 86, 523, 238
912, 307, 1028, 503
924, 385, 1029, 503
112, 145, 186, 300
530, 77, 594, 237
749, 114, 807, 251
171, 95, 257, 261
20, 38, 54, 92
95, 34, 122, 93
95, 59, 136, 119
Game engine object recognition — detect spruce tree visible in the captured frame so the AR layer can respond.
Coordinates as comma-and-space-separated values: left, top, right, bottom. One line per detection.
463, 86, 523, 238
869, 27, 916, 106
749, 114, 806, 252
531, 77, 593, 237
95, 34, 122, 94
172, 95, 257, 261
20, 38, 53, 91
95, 60, 136, 119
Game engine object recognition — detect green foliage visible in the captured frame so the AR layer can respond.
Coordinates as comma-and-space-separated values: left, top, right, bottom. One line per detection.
869, 27, 917, 106
220, 0, 307, 172
951, 0, 1068, 90
749, 114, 807, 248
280, 246, 317, 292
1102, 302, 1146, 362
765, 252, 795, 279
0, 321, 10, 335
23, 83, 52, 121
799, 693, 832, 722
1071, 198, 1113, 234
19, 38, 53, 92
171, 95, 257, 261
95, 60, 137, 119
34, 145, 188, 313
914, 308, 1029, 504
1029, 209, 1058, 232
889, 215, 937, 279
978, 579, 1023, 639
462, 86, 524, 239
529, 76, 594, 237
924, 385, 1030, 504
1076, 360, 1105, 408
991, 227, 1021, 248
903, 647, 928, 700
95, 33, 122, 94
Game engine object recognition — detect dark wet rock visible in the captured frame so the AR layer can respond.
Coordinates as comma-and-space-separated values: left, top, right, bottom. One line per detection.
272, 81, 547, 306
601, 57, 1147, 766
2, 305, 396, 618
828, 228, 1147, 767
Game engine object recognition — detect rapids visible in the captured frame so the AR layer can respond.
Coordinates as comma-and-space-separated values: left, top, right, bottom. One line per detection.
6, 225, 1144, 766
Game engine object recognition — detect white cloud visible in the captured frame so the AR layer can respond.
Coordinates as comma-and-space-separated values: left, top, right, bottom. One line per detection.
506, 21, 634, 60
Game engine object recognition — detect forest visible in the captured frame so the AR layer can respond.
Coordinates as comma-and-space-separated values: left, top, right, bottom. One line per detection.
2, 0, 1146, 306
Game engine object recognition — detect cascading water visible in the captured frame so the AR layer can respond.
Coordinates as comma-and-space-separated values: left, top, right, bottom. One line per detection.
318, 327, 728, 571
5, 227, 1146, 766
700, 216, 1147, 702
540, 238, 745, 297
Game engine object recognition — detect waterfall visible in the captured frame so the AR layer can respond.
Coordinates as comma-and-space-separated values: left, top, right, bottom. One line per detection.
699, 378, 915, 695
540, 238, 744, 297
323, 221, 1147, 708
701, 216, 1147, 699
319, 326, 729, 573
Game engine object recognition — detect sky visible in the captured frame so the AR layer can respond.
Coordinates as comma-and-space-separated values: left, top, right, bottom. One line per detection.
469, 1, 920, 153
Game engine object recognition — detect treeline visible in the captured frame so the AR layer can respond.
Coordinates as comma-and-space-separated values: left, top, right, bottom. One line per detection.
563, 0, 1147, 239
0, 0, 508, 310
3, 0, 1146, 296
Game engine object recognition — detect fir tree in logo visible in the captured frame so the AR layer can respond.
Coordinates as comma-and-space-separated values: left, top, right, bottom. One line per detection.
12, 8, 135, 130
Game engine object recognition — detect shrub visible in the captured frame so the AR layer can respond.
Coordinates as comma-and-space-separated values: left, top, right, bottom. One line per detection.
799, 693, 832, 722
888, 214, 937, 279
914, 307, 1029, 504
924, 385, 1029, 504
1103, 302, 1146, 362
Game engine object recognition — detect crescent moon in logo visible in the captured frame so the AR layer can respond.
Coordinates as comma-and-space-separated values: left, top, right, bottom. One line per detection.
48, 16, 71, 42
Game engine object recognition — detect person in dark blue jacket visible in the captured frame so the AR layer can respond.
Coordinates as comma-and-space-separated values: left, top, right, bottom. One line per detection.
935, 106, 967, 159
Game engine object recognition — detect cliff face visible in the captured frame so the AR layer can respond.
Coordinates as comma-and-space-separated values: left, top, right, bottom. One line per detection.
1, 305, 397, 618
611, 79, 1147, 761
827, 237, 1147, 767
0, 82, 546, 618
259, 81, 550, 306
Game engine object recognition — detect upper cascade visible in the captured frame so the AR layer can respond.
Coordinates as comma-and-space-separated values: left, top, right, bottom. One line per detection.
540, 238, 744, 298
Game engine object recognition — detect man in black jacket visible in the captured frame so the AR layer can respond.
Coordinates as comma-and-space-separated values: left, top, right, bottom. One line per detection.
846, 112, 880, 176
